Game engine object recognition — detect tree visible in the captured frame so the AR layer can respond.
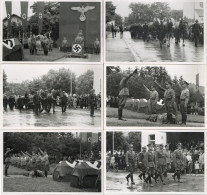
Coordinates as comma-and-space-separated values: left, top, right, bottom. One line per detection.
106, 2, 116, 23
76, 70, 94, 95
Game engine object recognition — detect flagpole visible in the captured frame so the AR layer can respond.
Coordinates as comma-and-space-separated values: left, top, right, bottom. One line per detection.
112, 131, 114, 155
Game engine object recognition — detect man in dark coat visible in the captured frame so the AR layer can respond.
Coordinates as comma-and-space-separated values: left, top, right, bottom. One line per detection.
88, 89, 96, 117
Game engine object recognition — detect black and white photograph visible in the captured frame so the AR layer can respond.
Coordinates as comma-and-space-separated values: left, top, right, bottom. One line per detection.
106, 65, 205, 127
3, 65, 102, 128
3, 131, 102, 192
106, 131, 205, 192
105, 0, 205, 62
2, 1, 101, 62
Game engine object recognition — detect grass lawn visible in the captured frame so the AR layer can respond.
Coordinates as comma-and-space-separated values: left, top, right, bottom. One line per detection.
4, 165, 98, 192
106, 107, 204, 127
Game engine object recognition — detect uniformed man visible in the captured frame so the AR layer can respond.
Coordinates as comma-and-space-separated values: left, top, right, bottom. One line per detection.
88, 89, 96, 117
118, 69, 137, 120
143, 84, 158, 114
164, 81, 177, 124
33, 91, 41, 114
61, 91, 68, 112
125, 144, 136, 184
17, 95, 24, 112
39, 89, 47, 113
144, 143, 156, 187
192, 20, 201, 47
3, 94, 8, 111
180, 81, 190, 125
164, 144, 171, 178
4, 148, 14, 176
138, 146, 147, 181
172, 143, 184, 182
155, 144, 167, 185
8, 94, 16, 111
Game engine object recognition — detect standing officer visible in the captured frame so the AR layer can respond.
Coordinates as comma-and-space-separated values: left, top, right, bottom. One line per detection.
88, 89, 96, 117
180, 81, 190, 125
164, 144, 171, 178
155, 144, 167, 185
138, 146, 147, 181
125, 144, 136, 185
3, 94, 8, 111
4, 148, 14, 176
8, 94, 16, 111
192, 20, 201, 47
61, 91, 68, 112
144, 143, 156, 187
118, 69, 137, 120
172, 143, 184, 182
143, 84, 159, 114
33, 91, 41, 114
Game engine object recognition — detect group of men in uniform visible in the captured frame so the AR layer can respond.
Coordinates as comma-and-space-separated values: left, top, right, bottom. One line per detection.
4, 148, 50, 177
118, 69, 190, 125
4, 88, 100, 117
126, 142, 190, 186
129, 18, 202, 47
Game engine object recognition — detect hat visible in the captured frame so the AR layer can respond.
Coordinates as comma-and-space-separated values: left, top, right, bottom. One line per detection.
165, 144, 169, 147
159, 144, 164, 147
142, 146, 147, 149
177, 142, 182, 147
195, 19, 198, 22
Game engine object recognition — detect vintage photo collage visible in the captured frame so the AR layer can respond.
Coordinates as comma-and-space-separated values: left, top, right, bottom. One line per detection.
0, 0, 206, 194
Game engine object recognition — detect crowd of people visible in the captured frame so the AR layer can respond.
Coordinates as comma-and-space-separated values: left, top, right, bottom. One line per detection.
106, 140, 204, 186
3, 89, 101, 117
109, 18, 203, 48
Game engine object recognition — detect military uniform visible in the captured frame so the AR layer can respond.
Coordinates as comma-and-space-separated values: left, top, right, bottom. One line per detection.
88, 91, 96, 117
39, 90, 47, 112
61, 92, 68, 112
33, 93, 41, 114
125, 149, 136, 183
143, 24, 149, 42
193, 21, 201, 47
138, 148, 146, 180
8, 95, 15, 110
155, 145, 167, 183
3, 95, 8, 111
4, 149, 13, 176
172, 145, 184, 182
180, 87, 189, 124
164, 88, 176, 123
118, 70, 137, 120
144, 146, 156, 185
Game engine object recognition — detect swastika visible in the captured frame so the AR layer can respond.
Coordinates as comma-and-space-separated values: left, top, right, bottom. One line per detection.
72, 44, 82, 53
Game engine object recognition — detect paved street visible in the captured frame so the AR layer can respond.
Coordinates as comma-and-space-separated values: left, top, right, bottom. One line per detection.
106, 171, 204, 192
106, 31, 204, 62
3, 107, 101, 128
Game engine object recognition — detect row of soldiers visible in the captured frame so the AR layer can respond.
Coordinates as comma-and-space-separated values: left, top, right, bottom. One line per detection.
4, 148, 50, 177
125, 143, 204, 186
3, 89, 101, 117
129, 19, 202, 47
118, 69, 190, 125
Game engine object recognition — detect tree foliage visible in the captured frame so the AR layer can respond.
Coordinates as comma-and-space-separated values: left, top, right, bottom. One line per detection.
106, 2, 116, 23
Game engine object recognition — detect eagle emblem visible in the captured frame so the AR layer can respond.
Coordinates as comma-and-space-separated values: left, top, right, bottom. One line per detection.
71, 6, 95, 21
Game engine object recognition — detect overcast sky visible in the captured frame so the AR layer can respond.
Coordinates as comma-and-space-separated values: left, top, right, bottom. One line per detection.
112, 0, 192, 18
3, 65, 102, 83
118, 65, 205, 86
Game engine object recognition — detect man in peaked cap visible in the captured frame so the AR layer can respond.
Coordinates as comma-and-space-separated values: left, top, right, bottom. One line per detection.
138, 146, 147, 181
155, 144, 167, 185
179, 81, 190, 125
125, 144, 136, 185
118, 69, 137, 121
144, 143, 156, 187
172, 142, 184, 182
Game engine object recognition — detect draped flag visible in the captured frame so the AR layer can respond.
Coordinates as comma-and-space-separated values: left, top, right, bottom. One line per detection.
87, 132, 92, 157
5, 1, 12, 36
37, 2, 45, 34
20, 1, 28, 32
